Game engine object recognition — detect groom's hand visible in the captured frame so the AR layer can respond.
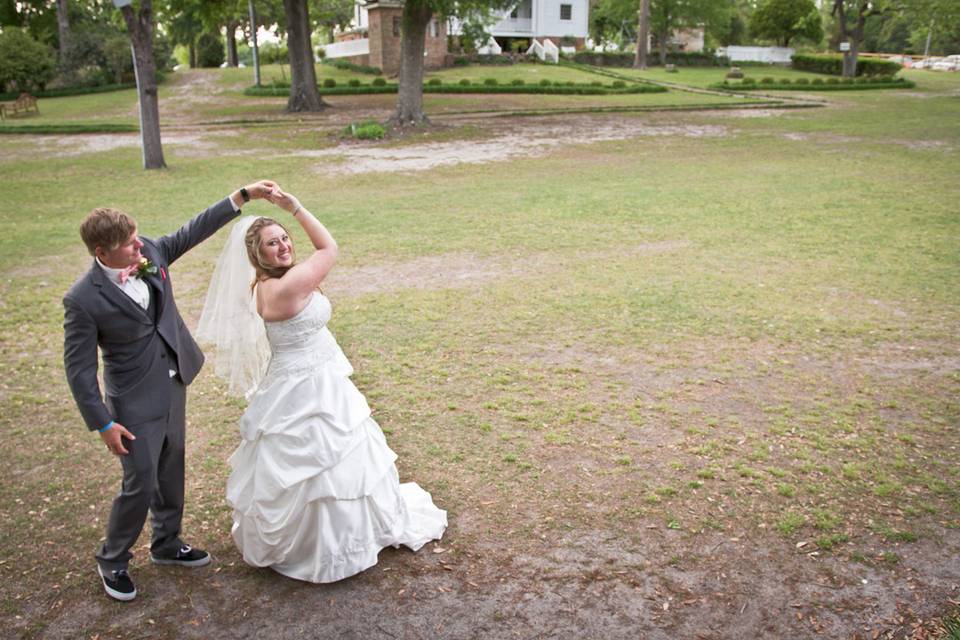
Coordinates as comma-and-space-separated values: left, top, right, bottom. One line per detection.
100, 422, 135, 456
231, 180, 280, 209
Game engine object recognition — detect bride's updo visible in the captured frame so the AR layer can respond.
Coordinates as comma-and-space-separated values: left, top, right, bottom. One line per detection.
245, 216, 293, 284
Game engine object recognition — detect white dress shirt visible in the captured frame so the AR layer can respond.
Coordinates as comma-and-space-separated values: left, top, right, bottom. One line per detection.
96, 258, 150, 310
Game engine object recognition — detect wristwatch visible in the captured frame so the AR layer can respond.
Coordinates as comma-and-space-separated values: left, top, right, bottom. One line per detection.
239, 187, 250, 203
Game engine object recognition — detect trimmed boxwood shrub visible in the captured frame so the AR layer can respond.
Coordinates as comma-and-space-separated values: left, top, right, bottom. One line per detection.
572, 50, 728, 67
459, 78, 471, 85
427, 77, 442, 86
710, 77, 913, 91
511, 78, 524, 86
483, 78, 498, 86
326, 59, 382, 75
345, 120, 386, 140
323, 78, 336, 88
791, 53, 899, 77
761, 77, 775, 84
539, 78, 552, 86
612, 80, 625, 88
348, 79, 361, 87
779, 78, 792, 84
372, 77, 387, 86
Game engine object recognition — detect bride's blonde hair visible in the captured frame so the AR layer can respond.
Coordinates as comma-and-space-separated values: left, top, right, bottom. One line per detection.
245, 217, 293, 288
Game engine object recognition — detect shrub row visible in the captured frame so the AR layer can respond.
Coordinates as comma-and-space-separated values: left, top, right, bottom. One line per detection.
0, 123, 138, 134
791, 54, 900, 77
322, 58, 382, 75
0, 81, 138, 101
711, 76, 914, 91
451, 54, 516, 66
245, 80, 666, 97
571, 50, 729, 68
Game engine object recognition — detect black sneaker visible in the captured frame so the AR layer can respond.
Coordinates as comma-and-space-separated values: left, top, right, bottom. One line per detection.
98, 566, 136, 602
150, 544, 211, 567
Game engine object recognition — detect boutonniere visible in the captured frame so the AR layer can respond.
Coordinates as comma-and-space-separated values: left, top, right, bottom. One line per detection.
137, 257, 159, 278
120, 257, 160, 284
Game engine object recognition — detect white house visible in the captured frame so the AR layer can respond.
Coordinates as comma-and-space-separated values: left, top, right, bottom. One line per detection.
323, 0, 590, 69
448, 0, 591, 52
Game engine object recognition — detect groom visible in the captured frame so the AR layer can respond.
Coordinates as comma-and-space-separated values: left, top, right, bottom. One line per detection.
63, 181, 276, 601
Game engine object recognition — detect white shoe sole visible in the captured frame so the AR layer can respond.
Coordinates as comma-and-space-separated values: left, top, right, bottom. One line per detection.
98, 566, 136, 602
149, 553, 211, 567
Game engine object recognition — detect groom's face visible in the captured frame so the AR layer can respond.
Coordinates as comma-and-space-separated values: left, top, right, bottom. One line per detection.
96, 229, 144, 269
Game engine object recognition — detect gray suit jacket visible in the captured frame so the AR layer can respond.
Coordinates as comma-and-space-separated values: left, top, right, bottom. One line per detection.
63, 197, 240, 430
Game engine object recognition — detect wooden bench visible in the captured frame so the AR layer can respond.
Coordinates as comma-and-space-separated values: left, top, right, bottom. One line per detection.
0, 92, 39, 121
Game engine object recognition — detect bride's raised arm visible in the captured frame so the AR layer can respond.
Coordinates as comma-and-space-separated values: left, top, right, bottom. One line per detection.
260, 189, 338, 313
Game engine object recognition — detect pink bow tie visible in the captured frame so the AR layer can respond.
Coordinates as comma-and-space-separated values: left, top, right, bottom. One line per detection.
118, 264, 140, 284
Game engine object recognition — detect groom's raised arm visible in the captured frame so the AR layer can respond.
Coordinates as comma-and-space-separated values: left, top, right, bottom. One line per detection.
156, 181, 278, 265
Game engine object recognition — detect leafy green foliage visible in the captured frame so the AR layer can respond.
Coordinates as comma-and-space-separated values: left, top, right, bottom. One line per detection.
749, 0, 823, 47
0, 28, 55, 92
791, 53, 900, 77
345, 120, 386, 140
196, 32, 225, 68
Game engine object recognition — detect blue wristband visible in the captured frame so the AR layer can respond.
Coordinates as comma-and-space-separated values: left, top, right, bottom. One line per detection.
98, 421, 115, 433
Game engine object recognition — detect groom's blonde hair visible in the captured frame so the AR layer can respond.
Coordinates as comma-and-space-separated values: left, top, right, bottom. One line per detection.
80, 207, 137, 256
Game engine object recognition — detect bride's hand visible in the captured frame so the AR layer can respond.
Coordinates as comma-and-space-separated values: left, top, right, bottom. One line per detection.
267, 188, 303, 216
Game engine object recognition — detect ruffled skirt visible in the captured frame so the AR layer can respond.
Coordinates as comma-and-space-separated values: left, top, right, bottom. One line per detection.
225, 347, 447, 583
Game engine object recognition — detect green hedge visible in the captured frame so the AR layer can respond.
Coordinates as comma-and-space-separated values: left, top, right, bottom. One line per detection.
791, 53, 900, 77
0, 123, 138, 134
571, 50, 729, 68
245, 82, 667, 96
710, 77, 914, 91
0, 81, 138, 101
322, 58, 382, 75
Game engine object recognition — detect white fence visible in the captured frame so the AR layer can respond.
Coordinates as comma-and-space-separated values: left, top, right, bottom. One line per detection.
716, 46, 795, 64
320, 38, 370, 60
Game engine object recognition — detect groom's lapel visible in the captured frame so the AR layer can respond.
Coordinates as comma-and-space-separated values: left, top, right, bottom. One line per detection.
90, 261, 152, 325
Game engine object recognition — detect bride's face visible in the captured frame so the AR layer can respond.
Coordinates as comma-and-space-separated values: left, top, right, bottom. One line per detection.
259, 224, 295, 268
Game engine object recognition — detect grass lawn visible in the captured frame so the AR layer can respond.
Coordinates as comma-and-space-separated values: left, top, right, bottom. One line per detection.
0, 65, 957, 638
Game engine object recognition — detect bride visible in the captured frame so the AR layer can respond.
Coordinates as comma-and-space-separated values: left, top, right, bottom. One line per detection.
198, 187, 446, 583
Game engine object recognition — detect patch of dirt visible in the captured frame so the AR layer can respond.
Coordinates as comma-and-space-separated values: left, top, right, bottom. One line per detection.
326, 240, 688, 298
716, 109, 790, 118
298, 121, 726, 175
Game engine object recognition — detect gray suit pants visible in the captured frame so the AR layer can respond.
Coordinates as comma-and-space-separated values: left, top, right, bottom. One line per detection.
96, 378, 187, 572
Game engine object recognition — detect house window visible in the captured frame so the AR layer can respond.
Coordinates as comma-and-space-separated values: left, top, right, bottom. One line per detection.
430, 19, 439, 38
392, 16, 401, 37
560, 4, 572, 20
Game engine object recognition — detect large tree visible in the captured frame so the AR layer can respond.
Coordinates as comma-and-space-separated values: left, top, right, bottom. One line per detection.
831, 0, 888, 77
118, 0, 166, 169
750, 0, 823, 47
634, 0, 650, 69
282, 0, 326, 112
392, 0, 514, 126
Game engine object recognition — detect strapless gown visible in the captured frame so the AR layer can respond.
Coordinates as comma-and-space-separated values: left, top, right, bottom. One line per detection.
225, 293, 447, 582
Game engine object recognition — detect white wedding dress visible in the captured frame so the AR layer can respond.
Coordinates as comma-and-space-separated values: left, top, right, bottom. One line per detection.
225, 292, 447, 583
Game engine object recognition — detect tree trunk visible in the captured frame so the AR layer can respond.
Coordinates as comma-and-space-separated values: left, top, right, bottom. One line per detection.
189, 39, 197, 69
391, 0, 432, 126
283, 0, 325, 112
120, 1, 165, 170
633, 0, 649, 69
843, 38, 859, 77
226, 20, 239, 67
657, 29, 668, 66
56, 0, 70, 59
